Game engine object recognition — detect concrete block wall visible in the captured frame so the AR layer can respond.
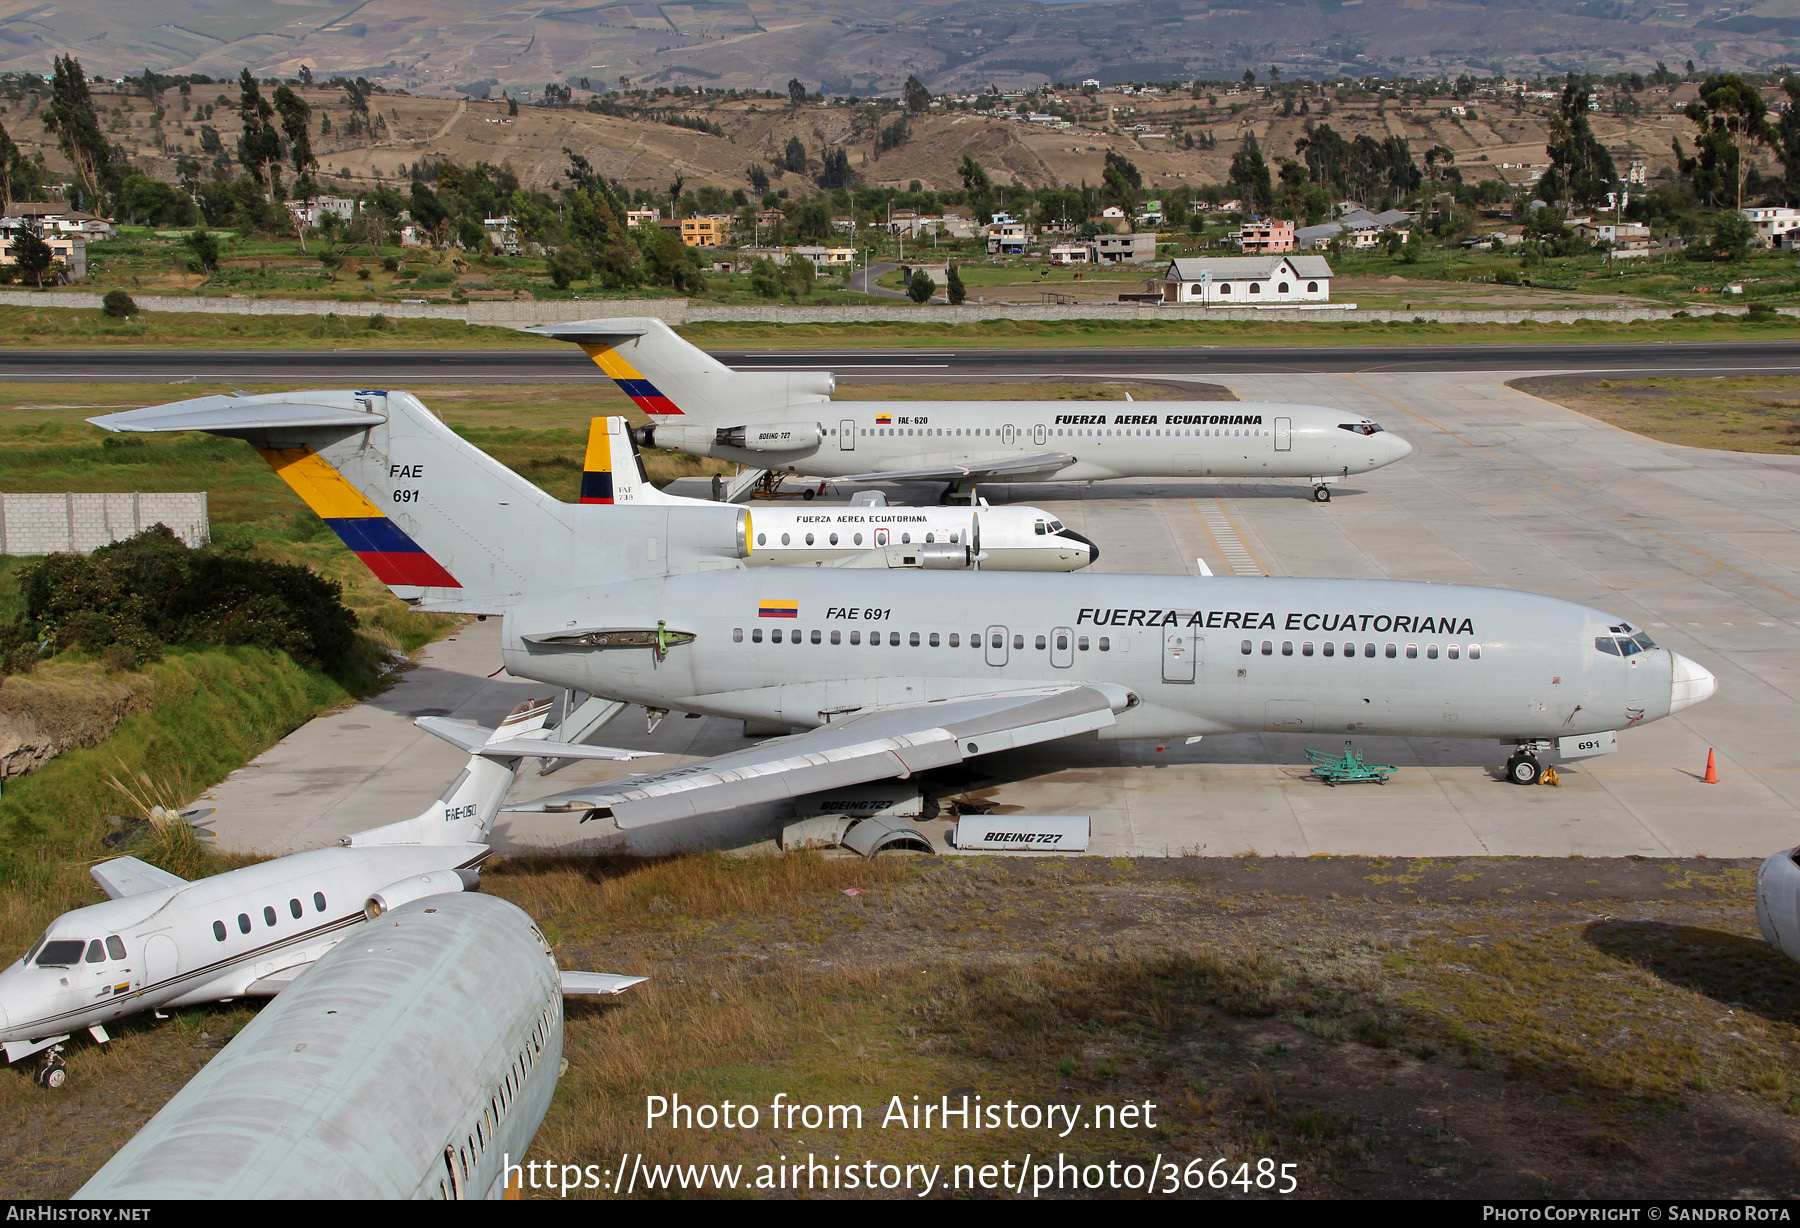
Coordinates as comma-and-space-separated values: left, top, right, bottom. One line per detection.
0, 492, 209, 555
0, 287, 1791, 329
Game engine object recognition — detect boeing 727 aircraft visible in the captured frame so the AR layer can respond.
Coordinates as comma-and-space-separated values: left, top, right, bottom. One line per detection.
527, 318, 1413, 503
91, 390, 1716, 837
586, 415, 1097, 570
0, 700, 643, 1088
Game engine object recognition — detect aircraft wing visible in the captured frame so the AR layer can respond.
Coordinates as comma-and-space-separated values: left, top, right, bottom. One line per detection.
560, 971, 649, 996
830, 453, 1076, 484
509, 685, 1125, 829
414, 715, 653, 761
90, 857, 187, 900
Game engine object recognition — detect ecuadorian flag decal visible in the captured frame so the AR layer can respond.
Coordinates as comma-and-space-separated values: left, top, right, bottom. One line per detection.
875, 413, 892, 425
257, 447, 461, 589
758, 599, 798, 619
580, 344, 684, 416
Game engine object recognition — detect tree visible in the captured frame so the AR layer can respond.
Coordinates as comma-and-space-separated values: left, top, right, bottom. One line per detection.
299, 65, 314, 88
945, 262, 966, 305
1228, 133, 1273, 212
236, 68, 282, 189
272, 85, 316, 194
186, 227, 220, 274
1683, 73, 1775, 209
1101, 150, 1142, 211
1710, 207, 1755, 261
817, 146, 854, 190
1774, 77, 1800, 205
10, 228, 54, 288
903, 75, 931, 113
781, 137, 807, 174
0, 120, 19, 217
959, 154, 994, 222
507, 94, 518, 117
907, 268, 935, 303
747, 163, 770, 193
43, 56, 108, 202
788, 78, 807, 109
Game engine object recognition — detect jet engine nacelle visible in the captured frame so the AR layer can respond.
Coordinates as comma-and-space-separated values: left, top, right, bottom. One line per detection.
364, 869, 477, 920
1756, 847, 1800, 963
637, 423, 820, 454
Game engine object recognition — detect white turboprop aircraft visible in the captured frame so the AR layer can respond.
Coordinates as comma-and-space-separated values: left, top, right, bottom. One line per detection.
583, 415, 1097, 570
0, 700, 644, 1088
526, 317, 1414, 503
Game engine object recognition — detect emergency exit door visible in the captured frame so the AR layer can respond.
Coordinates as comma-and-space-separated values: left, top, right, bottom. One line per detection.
1033, 424, 1047, 445
985, 624, 1009, 667
1274, 416, 1291, 451
840, 418, 856, 450
1002, 424, 1015, 445
1162, 629, 1196, 683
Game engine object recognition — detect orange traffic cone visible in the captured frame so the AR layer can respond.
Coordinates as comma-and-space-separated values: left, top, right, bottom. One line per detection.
1703, 748, 1718, 785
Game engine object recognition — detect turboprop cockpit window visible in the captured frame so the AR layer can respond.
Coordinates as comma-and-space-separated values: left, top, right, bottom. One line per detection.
1338, 423, 1385, 435
35, 940, 86, 968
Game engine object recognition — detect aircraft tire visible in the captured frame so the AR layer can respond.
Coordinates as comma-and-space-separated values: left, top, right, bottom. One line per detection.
1506, 753, 1541, 786
35, 1060, 65, 1090
802, 489, 815, 501
1313, 486, 1331, 503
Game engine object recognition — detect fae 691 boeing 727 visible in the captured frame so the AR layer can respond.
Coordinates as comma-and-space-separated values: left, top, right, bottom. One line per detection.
89, 388, 1714, 834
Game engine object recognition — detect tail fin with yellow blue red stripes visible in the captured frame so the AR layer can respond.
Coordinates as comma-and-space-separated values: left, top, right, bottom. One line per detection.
522, 317, 835, 422
581, 416, 675, 506
87, 389, 752, 612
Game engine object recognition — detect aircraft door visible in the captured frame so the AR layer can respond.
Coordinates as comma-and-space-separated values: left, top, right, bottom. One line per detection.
1275, 416, 1292, 451
840, 418, 857, 450
985, 624, 1009, 667
1033, 424, 1047, 446
1002, 424, 1015, 445
141, 932, 179, 991
1162, 628, 1196, 683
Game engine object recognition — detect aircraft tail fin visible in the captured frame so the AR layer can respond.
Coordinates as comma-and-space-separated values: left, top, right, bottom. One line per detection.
582, 416, 676, 505
524, 317, 835, 422
88, 390, 750, 612
345, 698, 556, 848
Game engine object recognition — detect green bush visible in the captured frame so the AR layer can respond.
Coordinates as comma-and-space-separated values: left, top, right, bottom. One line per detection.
101, 289, 138, 319
14, 526, 358, 673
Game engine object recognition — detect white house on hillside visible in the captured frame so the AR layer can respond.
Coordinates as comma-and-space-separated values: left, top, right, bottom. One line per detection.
1160, 255, 1333, 305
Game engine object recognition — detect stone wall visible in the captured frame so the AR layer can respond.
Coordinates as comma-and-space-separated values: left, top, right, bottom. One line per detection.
0, 492, 209, 555
0, 288, 1789, 329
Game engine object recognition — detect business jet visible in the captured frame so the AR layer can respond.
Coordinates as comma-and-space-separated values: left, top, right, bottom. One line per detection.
526, 318, 1413, 503
585, 415, 1097, 570
0, 699, 643, 1088
90, 389, 1715, 839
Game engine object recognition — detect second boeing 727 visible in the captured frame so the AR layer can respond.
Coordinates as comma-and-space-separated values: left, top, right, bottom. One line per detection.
527, 318, 1413, 503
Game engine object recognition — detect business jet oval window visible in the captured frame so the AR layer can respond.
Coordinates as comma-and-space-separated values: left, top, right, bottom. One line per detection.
781, 533, 791, 546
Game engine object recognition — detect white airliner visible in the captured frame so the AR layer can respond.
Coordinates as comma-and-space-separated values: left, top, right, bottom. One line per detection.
78, 893, 582, 1200
91, 389, 1718, 834
527, 318, 1414, 503
584, 415, 1097, 570
0, 700, 643, 1088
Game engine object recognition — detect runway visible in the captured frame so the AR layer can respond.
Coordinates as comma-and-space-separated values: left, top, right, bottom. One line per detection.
193, 365, 1800, 860
7, 338, 1800, 382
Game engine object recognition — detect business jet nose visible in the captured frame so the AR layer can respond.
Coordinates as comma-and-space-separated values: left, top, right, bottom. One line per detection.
1382, 431, 1415, 464
1670, 653, 1718, 714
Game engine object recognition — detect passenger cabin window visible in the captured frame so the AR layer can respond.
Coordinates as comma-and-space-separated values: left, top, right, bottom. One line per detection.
213, 920, 226, 942
1241, 640, 1252, 655
238, 913, 251, 934
314, 892, 327, 912
1470, 645, 1482, 660
290, 898, 303, 919
1099, 637, 1111, 651
264, 906, 277, 927
733, 628, 744, 643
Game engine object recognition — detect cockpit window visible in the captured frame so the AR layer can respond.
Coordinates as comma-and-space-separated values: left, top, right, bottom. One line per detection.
1595, 636, 1620, 656
1034, 520, 1047, 535
106, 936, 126, 960
35, 940, 86, 968
84, 940, 105, 963
1631, 633, 1658, 651
1337, 422, 1385, 435
1048, 520, 1065, 533
1617, 634, 1658, 657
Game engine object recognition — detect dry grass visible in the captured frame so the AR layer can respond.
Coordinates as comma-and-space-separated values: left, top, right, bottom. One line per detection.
1510, 375, 1800, 454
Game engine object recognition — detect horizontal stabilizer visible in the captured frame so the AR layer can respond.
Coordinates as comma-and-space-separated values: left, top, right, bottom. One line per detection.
560, 971, 649, 996
414, 715, 652, 761
523, 321, 654, 347
832, 452, 1075, 485
512, 686, 1124, 829
88, 393, 386, 435
244, 965, 311, 996
90, 856, 187, 900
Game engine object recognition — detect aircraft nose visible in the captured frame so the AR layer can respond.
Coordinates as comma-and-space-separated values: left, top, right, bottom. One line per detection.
1384, 432, 1415, 463
1059, 528, 1098, 565
1670, 653, 1718, 714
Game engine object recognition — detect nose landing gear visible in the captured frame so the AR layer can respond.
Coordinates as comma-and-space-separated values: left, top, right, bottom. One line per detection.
1312, 485, 1331, 503
33, 1045, 66, 1089
1504, 751, 1542, 785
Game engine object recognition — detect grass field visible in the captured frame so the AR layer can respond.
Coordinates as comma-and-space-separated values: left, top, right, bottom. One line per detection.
1509, 376, 1800, 454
